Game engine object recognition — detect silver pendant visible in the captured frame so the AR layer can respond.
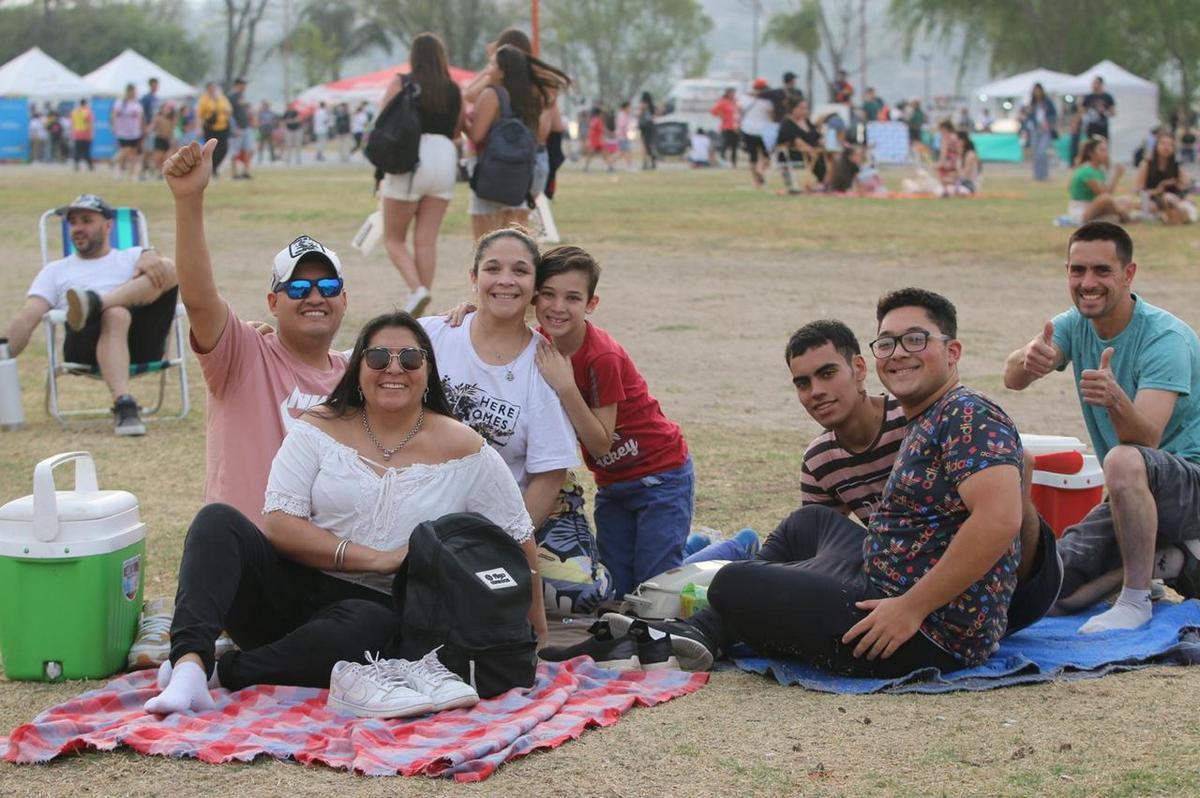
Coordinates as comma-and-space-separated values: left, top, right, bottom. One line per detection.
506, 370, 515, 382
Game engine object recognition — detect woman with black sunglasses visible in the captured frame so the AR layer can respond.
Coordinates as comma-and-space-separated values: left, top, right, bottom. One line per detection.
145, 311, 533, 716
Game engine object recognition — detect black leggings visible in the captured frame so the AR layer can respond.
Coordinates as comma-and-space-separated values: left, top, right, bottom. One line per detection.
170, 503, 396, 690
693, 505, 962, 678
720, 130, 739, 166
206, 130, 229, 176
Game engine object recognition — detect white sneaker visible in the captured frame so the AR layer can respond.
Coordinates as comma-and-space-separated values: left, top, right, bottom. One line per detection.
404, 286, 431, 317
327, 652, 435, 719
387, 647, 479, 711
127, 597, 173, 670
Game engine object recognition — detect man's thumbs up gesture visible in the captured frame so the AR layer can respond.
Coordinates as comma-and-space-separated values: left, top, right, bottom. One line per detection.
1022, 320, 1061, 378
1081, 346, 1122, 407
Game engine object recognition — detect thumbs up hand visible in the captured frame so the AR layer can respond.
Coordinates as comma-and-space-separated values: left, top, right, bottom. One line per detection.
1080, 346, 1122, 407
1023, 320, 1061, 378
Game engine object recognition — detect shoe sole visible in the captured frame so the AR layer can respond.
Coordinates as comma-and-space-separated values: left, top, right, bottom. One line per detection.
127, 650, 168, 670
601, 613, 713, 671
115, 423, 147, 436
640, 655, 680, 671
66, 290, 87, 331
326, 694, 435, 719
430, 693, 480, 712
407, 293, 432, 317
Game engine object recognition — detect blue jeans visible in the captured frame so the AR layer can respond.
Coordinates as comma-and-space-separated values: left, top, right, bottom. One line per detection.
594, 456, 695, 597
1031, 129, 1051, 181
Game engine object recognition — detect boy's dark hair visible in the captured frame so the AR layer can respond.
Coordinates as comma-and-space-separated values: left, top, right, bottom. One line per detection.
784, 319, 861, 364
1068, 221, 1133, 265
537, 245, 601, 297
876, 288, 957, 338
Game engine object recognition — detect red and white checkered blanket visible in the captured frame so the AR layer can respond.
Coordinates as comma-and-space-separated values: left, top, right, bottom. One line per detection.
1, 659, 706, 782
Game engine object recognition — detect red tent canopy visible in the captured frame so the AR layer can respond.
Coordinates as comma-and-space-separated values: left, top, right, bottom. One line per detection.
294, 63, 477, 113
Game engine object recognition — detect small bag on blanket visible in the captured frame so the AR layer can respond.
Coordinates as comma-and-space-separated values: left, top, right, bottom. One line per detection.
393, 512, 538, 698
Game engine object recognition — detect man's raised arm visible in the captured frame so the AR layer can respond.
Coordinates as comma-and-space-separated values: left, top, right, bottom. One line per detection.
162, 139, 228, 353
1004, 320, 1063, 391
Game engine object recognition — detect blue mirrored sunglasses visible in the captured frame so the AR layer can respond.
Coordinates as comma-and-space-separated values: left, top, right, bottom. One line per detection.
275, 277, 344, 300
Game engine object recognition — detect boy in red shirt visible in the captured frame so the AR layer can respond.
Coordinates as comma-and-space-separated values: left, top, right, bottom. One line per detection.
533, 246, 693, 596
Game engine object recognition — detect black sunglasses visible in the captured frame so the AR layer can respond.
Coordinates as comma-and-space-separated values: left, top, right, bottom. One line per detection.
363, 346, 427, 372
275, 277, 344, 300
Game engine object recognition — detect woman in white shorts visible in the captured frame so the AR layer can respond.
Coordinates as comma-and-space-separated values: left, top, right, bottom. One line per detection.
379, 33, 464, 317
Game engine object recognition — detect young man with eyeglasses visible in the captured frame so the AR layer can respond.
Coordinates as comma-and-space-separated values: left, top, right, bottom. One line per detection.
163, 138, 349, 526
1005, 221, 1200, 634
603, 289, 1031, 678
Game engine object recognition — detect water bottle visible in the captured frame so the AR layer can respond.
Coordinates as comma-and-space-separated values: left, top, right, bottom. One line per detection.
0, 338, 25, 431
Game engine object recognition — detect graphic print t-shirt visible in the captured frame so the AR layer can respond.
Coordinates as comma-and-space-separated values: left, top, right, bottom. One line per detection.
866, 385, 1023, 667
421, 314, 578, 490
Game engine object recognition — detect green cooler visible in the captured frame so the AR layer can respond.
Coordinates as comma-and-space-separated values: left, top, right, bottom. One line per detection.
0, 451, 145, 681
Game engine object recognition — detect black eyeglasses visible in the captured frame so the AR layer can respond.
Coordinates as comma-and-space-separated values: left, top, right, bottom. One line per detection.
275, 277, 344, 300
868, 331, 951, 358
363, 346, 427, 371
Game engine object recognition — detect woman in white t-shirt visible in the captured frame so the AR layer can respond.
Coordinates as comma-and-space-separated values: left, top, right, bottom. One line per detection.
145, 312, 536, 716
420, 227, 578, 534
112, 83, 145, 180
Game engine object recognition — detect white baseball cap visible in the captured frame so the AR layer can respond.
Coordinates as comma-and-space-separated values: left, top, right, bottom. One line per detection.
271, 235, 343, 287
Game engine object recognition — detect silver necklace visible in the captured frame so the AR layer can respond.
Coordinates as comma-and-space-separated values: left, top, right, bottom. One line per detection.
361, 407, 423, 461
491, 330, 529, 382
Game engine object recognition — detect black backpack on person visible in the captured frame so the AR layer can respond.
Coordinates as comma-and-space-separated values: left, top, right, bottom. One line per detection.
391, 512, 538, 699
470, 86, 537, 207
365, 76, 422, 174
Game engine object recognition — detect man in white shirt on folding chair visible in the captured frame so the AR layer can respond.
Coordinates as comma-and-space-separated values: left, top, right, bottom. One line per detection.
5, 193, 177, 436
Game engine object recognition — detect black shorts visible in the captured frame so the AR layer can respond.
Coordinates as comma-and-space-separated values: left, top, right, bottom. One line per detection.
63, 287, 178, 368
117, 137, 142, 150
153, 137, 171, 152
741, 133, 767, 163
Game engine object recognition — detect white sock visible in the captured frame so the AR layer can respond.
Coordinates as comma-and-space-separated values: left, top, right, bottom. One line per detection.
144, 660, 216, 714
154, 659, 221, 691
1078, 587, 1153, 634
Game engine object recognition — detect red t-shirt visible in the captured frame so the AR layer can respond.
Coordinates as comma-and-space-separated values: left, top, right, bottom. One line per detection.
541, 322, 688, 487
587, 116, 605, 149
710, 98, 737, 132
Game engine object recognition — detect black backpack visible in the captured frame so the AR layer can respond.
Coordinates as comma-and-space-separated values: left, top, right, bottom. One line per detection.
470, 86, 537, 206
365, 77, 422, 174
391, 512, 538, 699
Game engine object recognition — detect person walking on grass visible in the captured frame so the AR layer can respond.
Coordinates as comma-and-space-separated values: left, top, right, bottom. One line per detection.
378, 32, 464, 318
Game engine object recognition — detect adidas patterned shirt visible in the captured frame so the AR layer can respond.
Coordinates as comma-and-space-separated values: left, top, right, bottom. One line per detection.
866, 385, 1023, 667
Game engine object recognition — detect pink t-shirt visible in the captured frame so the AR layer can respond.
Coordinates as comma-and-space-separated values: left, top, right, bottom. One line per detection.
193, 303, 347, 526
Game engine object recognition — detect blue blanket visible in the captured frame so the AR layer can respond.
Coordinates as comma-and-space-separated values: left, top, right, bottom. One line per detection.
732, 601, 1200, 694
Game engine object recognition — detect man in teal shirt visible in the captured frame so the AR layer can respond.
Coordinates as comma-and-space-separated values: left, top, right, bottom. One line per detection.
1005, 222, 1200, 633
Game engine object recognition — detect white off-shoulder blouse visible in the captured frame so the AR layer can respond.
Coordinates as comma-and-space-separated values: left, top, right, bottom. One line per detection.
263, 420, 533, 594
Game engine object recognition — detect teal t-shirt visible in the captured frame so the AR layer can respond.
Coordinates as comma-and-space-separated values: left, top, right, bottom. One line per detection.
1069, 164, 1105, 201
1052, 295, 1200, 463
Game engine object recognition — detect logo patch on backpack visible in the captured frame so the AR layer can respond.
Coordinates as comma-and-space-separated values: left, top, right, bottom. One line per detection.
476, 567, 518, 590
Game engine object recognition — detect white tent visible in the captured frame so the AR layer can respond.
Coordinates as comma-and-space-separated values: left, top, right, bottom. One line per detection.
1062, 60, 1159, 164
0, 46, 94, 102
84, 49, 198, 100
975, 68, 1076, 101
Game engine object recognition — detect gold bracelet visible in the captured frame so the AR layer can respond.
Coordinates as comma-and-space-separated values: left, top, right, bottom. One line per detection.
333, 538, 350, 570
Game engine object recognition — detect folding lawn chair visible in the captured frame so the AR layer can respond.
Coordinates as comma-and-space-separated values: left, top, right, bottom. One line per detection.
37, 207, 190, 426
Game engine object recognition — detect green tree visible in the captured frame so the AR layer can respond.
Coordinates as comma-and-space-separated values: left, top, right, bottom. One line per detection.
280, 1, 390, 84
889, 0, 1200, 117
0, 3, 210, 83
541, 0, 712, 106
367, 0, 518, 68
763, 1, 822, 101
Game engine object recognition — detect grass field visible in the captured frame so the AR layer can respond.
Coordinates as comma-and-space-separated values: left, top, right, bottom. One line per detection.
2, 158, 1200, 796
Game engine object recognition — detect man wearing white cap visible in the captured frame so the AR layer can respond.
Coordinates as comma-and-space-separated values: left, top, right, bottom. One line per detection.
162, 139, 349, 526
5, 193, 177, 436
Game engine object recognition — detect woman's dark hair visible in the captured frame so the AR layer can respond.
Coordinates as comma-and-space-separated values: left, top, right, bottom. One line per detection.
409, 32, 457, 118
494, 44, 570, 129
640, 91, 656, 115
957, 130, 981, 171
322, 312, 454, 419
495, 27, 532, 53
1080, 136, 1106, 164
1030, 82, 1046, 103
472, 225, 540, 275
